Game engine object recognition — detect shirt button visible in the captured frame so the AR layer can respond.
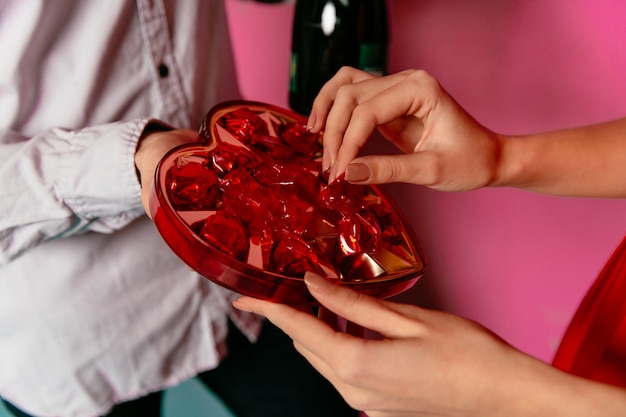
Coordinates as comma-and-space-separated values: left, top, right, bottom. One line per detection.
158, 63, 169, 78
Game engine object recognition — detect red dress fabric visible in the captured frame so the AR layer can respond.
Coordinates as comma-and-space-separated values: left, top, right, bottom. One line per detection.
552, 235, 626, 387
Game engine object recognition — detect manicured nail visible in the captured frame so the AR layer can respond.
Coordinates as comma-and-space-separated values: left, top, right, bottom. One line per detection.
345, 163, 371, 182
322, 164, 332, 179
306, 109, 317, 131
232, 298, 252, 312
304, 271, 325, 293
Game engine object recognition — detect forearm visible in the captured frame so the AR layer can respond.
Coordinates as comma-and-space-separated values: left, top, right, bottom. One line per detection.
495, 117, 626, 198
134, 127, 199, 214
563, 377, 626, 417
0, 120, 150, 264
505, 356, 626, 417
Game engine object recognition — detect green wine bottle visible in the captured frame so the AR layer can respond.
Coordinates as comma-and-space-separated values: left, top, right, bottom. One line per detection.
289, 0, 389, 115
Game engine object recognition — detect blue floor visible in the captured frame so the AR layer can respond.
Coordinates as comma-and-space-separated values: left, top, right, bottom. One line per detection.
0, 377, 234, 417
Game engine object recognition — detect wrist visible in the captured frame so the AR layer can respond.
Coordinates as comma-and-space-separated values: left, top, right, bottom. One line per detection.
492, 133, 533, 189
134, 128, 200, 214
494, 354, 626, 417
134, 121, 172, 185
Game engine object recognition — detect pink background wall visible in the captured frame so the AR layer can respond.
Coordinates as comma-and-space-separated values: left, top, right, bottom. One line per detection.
226, 0, 626, 363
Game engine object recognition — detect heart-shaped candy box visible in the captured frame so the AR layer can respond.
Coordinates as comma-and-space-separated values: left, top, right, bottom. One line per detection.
149, 101, 426, 304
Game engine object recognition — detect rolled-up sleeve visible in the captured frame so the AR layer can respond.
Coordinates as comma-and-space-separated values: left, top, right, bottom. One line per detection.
0, 119, 150, 264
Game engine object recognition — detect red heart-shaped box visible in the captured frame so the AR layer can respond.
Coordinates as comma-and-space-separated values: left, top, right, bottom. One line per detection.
149, 100, 426, 304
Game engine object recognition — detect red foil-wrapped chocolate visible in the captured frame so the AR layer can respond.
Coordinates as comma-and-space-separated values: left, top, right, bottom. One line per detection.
149, 101, 426, 303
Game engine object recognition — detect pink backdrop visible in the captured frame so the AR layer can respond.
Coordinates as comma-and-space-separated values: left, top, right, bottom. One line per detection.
226, 0, 626, 362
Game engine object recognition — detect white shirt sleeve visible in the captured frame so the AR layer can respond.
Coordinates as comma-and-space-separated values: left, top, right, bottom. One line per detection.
0, 119, 150, 264
0, 2, 261, 415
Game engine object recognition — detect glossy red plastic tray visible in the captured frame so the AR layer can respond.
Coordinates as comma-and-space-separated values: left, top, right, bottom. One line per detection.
149, 101, 426, 304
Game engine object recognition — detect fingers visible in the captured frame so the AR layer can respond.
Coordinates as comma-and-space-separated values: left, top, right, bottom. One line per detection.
234, 272, 426, 340
313, 68, 409, 173
344, 153, 439, 186
303, 272, 425, 338
232, 295, 346, 351
326, 70, 439, 182
315, 68, 376, 172
232, 297, 360, 400
233, 294, 374, 382
308, 66, 374, 134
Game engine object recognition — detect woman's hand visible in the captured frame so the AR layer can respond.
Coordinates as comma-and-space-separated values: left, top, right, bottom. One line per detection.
134, 128, 199, 215
309, 66, 626, 197
234, 273, 626, 417
308, 67, 503, 191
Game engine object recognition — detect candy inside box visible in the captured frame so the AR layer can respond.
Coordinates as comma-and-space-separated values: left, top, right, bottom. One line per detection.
149, 100, 426, 305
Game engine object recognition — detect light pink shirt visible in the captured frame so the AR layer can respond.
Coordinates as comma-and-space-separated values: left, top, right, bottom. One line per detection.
0, 1, 261, 416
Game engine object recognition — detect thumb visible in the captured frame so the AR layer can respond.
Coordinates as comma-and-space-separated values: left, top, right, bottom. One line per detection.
344, 153, 435, 186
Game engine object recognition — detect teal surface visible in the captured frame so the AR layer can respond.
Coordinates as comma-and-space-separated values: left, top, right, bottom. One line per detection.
164, 378, 235, 417
0, 378, 235, 417
0, 401, 9, 417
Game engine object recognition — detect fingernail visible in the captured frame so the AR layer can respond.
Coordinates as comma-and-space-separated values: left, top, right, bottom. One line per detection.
345, 163, 371, 182
306, 109, 317, 131
232, 298, 252, 312
328, 166, 338, 184
322, 164, 332, 179
304, 271, 325, 293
